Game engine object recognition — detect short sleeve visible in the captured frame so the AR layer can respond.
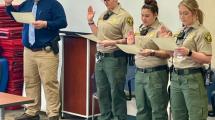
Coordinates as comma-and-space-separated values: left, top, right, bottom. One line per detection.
121, 14, 134, 38
196, 31, 212, 55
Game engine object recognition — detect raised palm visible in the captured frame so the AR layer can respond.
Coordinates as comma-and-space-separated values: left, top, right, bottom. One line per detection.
87, 6, 95, 22
127, 31, 135, 44
4, 0, 13, 4
157, 26, 172, 37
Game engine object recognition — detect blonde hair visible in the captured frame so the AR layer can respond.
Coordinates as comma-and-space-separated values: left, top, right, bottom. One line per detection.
179, 0, 204, 24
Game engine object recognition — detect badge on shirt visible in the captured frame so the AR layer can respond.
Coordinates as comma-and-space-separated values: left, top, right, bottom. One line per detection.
126, 17, 133, 26
204, 32, 212, 43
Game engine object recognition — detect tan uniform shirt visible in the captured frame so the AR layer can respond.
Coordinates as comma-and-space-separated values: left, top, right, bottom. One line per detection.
135, 19, 168, 68
96, 4, 133, 53
173, 21, 212, 68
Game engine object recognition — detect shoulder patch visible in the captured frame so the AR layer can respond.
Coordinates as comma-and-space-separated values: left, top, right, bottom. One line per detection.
126, 17, 133, 26
204, 32, 212, 43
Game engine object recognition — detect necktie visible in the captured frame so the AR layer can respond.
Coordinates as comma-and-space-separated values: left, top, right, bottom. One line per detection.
28, 2, 37, 45
139, 25, 150, 36
176, 27, 193, 45
103, 11, 113, 20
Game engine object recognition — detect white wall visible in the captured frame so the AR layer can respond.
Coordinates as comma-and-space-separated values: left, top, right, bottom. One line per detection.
59, 0, 181, 33
0, 0, 181, 32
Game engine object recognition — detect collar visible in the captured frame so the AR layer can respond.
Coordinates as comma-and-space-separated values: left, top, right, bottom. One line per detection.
142, 19, 160, 30
150, 19, 160, 30
184, 21, 200, 30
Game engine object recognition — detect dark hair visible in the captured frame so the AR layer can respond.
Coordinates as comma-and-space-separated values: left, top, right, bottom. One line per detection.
179, 0, 203, 24
142, 0, 158, 14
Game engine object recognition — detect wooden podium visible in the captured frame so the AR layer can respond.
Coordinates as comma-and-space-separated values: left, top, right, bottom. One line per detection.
62, 33, 99, 118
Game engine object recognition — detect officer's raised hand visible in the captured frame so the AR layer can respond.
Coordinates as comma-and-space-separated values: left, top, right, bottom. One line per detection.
4, 0, 13, 6
157, 25, 172, 37
32, 20, 47, 29
127, 31, 135, 44
87, 6, 95, 23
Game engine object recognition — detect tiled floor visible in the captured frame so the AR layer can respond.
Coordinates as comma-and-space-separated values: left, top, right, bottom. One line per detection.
4, 109, 136, 120
3, 99, 215, 120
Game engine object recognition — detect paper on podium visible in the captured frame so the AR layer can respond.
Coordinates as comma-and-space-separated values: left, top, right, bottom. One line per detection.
152, 37, 177, 50
11, 12, 35, 24
116, 44, 141, 54
77, 34, 99, 42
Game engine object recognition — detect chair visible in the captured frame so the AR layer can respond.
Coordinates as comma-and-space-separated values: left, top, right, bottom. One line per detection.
207, 69, 215, 117
208, 90, 215, 117
0, 58, 8, 92
167, 86, 172, 120
91, 92, 98, 120
91, 73, 99, 120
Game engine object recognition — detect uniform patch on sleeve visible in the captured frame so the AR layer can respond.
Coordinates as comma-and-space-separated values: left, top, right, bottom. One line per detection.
126, 17, 133, 26
204, 32, 212, 43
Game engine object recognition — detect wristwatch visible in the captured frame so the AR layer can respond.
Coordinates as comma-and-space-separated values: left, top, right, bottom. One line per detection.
88, 21, 94, 25
150, 49, 155, 56
187, 49, 193, 56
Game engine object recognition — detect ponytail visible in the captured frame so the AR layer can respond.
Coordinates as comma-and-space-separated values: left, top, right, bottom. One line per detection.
197, 9, 203, 24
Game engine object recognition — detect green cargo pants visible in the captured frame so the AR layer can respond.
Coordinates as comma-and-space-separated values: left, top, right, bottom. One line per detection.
170, 72, 208, 120
135, 69, 168, 120
95, 56, 127, 120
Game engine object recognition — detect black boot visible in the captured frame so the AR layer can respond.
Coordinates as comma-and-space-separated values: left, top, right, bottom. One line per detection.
48, 115, 59, 120
208, 110, 215, 117
15, 113, 40, 120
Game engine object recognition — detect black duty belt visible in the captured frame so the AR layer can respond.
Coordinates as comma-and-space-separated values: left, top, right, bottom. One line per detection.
29, 46, 51, 52
30, 48, 43, 52
173, 67, 202, 75
137, 65, 168, 73
97, 52, 114, 57
97, 50, 127, 57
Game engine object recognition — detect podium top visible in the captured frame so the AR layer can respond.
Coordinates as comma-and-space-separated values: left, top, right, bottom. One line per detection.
0, 92, 34, 108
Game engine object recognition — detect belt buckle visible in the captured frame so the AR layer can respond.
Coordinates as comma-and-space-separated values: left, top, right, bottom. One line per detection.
138, 68, 150, 73
184, 69, 190, 75
174, 68, 186, 75
139, 68, 145, 73
96, 52, 104, 63
31, 48, 42, 52
44, 46, 52, 52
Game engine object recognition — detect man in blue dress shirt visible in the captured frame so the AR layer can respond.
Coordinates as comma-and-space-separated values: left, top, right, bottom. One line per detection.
4, 0, 67, 119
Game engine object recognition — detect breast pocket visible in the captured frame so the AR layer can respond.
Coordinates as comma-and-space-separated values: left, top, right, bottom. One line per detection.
107, 18, 121, 29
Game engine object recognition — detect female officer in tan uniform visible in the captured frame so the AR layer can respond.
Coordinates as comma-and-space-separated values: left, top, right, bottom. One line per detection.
127, 0, 171, 119
167, 0, 212, 120
87, 0, 134, 119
